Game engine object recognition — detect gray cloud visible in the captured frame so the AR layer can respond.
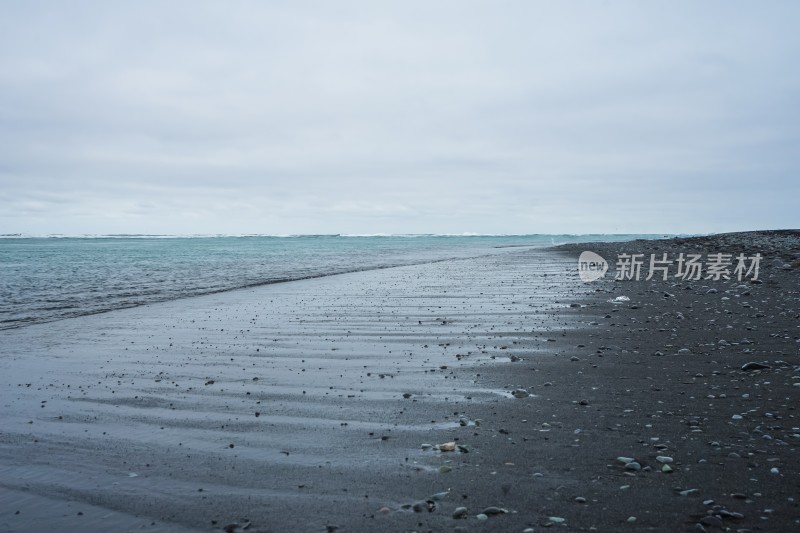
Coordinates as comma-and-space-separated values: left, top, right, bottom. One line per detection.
1, 1, 798, 235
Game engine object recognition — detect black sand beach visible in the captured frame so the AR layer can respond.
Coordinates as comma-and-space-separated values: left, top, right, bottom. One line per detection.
1, 231, 798, 532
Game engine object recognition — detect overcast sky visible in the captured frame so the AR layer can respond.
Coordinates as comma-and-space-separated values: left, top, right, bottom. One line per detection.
1, 1, 797, 235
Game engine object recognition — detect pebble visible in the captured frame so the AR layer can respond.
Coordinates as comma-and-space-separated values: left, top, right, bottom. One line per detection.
482, 507, 508, 516
662, 464, 673, 473
731, 415, 743, 420
222, 522, 251, 533
617, 456, 635, 464
512, 389, 530, 398
656, 456, 673, 463
452, 507, 468, 519
770, 467, 780, 474
548, 517, 565, 524
412, 500, 434, 513
627, 516, 637, 523
476, 514, 488, 521
741, 362, 771, 371
625, 461, 641, 471
575, 497, 586, 503
700, 516, 723, 529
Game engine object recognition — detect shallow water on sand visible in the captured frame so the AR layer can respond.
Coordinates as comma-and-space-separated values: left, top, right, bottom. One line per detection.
0, 233, 653, 329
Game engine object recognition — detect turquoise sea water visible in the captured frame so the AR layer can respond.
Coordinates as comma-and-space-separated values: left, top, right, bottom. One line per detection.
0, 234, 658, 329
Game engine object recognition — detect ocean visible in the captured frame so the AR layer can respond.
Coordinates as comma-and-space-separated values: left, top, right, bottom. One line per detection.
0, 234, 657, 329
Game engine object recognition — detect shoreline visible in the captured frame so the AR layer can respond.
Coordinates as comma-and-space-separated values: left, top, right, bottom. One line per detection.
0, 233, 663, 332
0, 231, 797, 532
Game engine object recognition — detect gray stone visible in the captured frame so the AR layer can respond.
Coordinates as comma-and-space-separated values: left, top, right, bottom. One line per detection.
452, 507, 468, 519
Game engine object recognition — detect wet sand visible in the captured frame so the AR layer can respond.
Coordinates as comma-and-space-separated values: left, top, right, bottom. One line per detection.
0, 232, 798, 532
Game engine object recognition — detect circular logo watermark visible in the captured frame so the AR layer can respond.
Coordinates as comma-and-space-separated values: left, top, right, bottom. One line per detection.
578, 251, 608, 282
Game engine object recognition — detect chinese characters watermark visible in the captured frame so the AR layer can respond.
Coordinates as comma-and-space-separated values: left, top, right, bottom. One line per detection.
579, 251, 761, 282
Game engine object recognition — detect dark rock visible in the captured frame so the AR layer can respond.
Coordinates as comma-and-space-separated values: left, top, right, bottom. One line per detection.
700, 516, 724, 529
412, 500, 436, 513
741, 362, 771, 371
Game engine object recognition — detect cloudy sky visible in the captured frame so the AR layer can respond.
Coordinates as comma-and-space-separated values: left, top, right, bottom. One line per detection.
1, 1, 797, 235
